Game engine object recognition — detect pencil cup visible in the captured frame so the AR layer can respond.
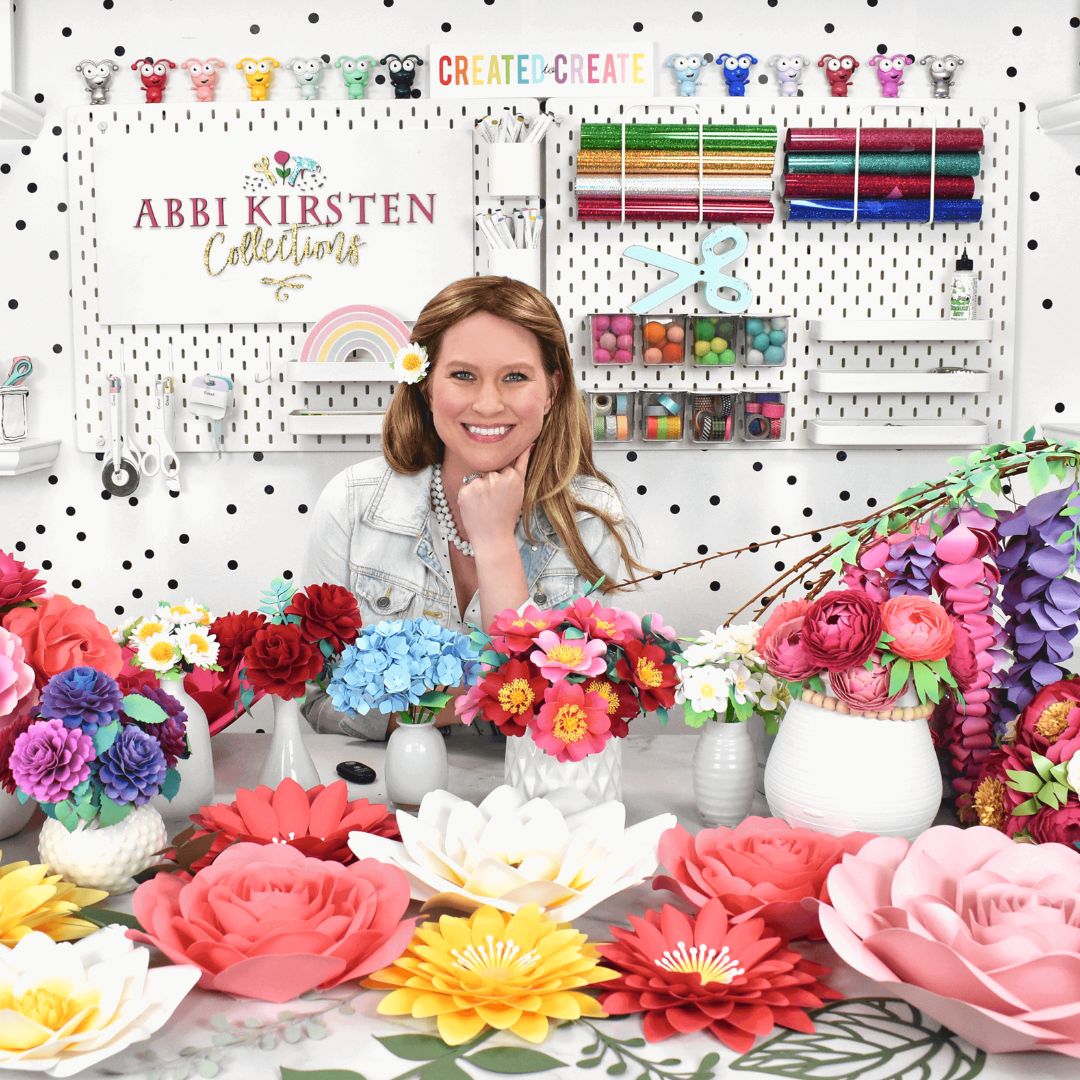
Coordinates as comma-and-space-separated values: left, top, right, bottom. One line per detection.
487, 143, 542, 197
0, 388, 28, 442
488, 247, 542, 291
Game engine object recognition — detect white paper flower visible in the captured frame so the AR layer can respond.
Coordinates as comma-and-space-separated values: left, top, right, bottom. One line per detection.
757, 671, 781, 713
161, 601, 201, 626
348, 786, 675, 923
129, 618, 169, 647
0, 927, 198, 1076
728, 661, 761, 705
109, 618, 139, 646
679, 642, 724, 668
676, 665, 732, 715
176, 627, 219, 668
392, 343, 429, 384
136, 632, 182, 673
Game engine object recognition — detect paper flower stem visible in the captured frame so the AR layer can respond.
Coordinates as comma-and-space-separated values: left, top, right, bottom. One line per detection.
577, 1019, 716, 1080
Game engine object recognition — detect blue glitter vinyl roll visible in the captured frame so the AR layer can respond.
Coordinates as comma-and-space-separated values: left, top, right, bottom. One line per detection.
787, 198, 983, 223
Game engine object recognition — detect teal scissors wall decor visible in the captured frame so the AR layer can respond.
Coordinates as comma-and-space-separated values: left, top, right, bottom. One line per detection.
2, 357, 32, 387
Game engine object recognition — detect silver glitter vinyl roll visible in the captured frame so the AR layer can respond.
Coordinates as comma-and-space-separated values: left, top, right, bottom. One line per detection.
573, 174, 774, 198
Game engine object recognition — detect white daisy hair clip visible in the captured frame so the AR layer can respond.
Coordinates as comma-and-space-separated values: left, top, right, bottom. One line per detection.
392, 342, 430, 384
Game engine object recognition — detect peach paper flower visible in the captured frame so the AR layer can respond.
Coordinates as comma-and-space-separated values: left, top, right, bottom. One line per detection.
881, 595, 955, 662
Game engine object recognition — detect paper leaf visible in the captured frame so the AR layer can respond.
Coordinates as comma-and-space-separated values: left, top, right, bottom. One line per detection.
54, 800, 78, 831
729, 996, 987, 1080
1029, 455, 1051, 494
418, 691, 454, 711
80, 905, 145, 932
681, 703, 713, 729
92, 721, 121, 756
98, 793, 132, 827
1013, 797, 1041, 816
1031, 752, 1053, 782
1005, 769, 1043, 794
159, 768, 181, 802
419, 1062, 470, 1080
466, 1047, 565, 1074
375, 1035, 451, 1062
122, 693, 168, 725
888, 659, 911, 699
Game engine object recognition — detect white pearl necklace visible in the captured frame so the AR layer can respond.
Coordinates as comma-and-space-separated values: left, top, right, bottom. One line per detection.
431, 464, 474, 557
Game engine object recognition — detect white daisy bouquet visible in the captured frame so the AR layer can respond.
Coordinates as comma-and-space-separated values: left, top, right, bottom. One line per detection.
675, 622, 789, 732
113, 599, 222, 680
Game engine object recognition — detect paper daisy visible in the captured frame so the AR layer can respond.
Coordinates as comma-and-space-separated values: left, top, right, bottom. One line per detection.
161, 601, 200, 625
392, 343, 429, 384
176, 627, 220, 668
136, 632, 183, 674
130, 617, 169, 646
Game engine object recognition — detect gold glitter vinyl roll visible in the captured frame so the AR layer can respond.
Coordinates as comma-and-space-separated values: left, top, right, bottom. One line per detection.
576, 149, 775, 176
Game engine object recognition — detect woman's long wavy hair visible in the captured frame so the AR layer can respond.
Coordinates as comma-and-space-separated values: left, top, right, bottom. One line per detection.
382, 276, 644, 590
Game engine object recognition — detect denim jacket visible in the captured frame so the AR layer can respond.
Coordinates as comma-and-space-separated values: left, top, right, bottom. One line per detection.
302, 456, 627, 739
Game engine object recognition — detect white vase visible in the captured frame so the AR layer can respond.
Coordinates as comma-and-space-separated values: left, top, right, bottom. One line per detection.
38, 803, 168, 894
0, 789, 35, 840
693, 722, 757, 828
764, 695, 943, 840
504, 735, 623, 807
385, 719, 448, 811
151, 676, 214, 825
258, 696, 321, 790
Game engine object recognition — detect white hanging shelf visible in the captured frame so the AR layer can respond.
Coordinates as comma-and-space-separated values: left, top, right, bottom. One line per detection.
0, 438, 61, 476
1037, 94, 1080, 134
0, 8, 44, 139
286, 410, 383, 437
809, 319, 993, 343
1043, 421, 1080, 443
809, 370, 992, 395
807, 420, 989, 448
286, 361, 393, 383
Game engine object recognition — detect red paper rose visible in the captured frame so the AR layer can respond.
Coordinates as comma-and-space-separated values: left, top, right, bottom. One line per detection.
800, 589, 883, 673
242, 622, 323, 700
2, 594, 122, 690
211, 610, 268, 673
1015, 678, 1080, 764
881, 595, 955, 662
1024, 800, 1080, 847
0, 550, 46, 612
761, 617, 819, 682
285, 584, 361, 653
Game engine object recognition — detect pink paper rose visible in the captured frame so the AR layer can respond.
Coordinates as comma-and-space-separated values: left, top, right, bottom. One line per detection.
653, 819, 873, 940
758, 599, 810, 654
130, 842, 415, 1003
0, 627, 36, 720
1014, 678, 1080, 765
819, 825, 1080, 1057
881, 595, 955, 662
761, 617, 818, 682
945, 623, 980, 692
1024, 800, 1080, 847
800, 589, 883, 673
829, 653, 904, 713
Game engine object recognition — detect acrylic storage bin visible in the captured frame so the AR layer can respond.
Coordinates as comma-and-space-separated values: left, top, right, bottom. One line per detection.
639, 316, 688, 366
486, 142, 542, 198
588, 390, 636, 443
692, 316, 739, 367
589, 314, 636, 365
689, 392, 740, 444
640, 391, 685, 442
0, 388, 29, 442
741, 392, 788, 442
744, 315, 789, 367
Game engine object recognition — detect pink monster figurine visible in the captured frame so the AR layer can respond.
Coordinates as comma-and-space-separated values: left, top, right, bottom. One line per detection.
180, 58, 226, 102
869, 52, 913, 97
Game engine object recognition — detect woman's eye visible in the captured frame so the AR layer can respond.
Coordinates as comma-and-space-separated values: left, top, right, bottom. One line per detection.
450, 370, 474, 380
504, 372, 527, 382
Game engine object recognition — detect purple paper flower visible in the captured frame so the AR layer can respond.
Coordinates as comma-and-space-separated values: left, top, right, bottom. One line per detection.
120, 685, 189, 769
96, 724, 167, 806
10, 718, 94, 804
39, 666, 123, 735
886, 530, 937, 598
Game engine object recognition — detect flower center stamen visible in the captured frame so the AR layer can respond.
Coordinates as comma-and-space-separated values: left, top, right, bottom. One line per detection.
636, 657, 664, 688
1035, 702, 1073, 742
552, 704, 589, 743
451, 935, 541, 979
586, 679, 619, 715
149, 642, 176, 662
654, 941, 744, 985
973, 776, 1008, 831
498, 678, 535, 716
547, 644, 585, 666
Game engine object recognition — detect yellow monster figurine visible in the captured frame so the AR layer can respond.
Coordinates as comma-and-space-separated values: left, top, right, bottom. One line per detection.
236, 56, 280, 101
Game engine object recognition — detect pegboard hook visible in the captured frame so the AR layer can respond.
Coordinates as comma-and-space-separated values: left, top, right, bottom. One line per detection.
254, 354, 272, 383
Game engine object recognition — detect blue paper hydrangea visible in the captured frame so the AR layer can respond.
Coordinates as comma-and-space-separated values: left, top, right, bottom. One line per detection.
96, 724, 168, 806
39, 666, 124, 735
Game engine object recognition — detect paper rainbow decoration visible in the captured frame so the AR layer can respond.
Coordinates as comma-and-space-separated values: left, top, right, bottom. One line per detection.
299, 304, 412, 366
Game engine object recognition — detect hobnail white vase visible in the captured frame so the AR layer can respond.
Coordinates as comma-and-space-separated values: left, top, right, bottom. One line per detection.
258, 696, 321, 790
693, 722, 757, 828
38, 803, 168, 894
385, 719, 448, 811
504, 735, 623, 807
151, 676, 215, 825
0, 789, 35, 840
764, 694, 943, 840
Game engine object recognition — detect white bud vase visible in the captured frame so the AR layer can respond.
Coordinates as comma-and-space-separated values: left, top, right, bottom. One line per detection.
693, 722, 757, 828
0, 789, 35, 840
386, 718, 447, 811
258, 696, 321, 790
151, 676, 214, 825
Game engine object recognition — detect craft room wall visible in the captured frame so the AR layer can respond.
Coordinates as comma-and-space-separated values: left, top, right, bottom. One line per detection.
1, 0, 1078, 697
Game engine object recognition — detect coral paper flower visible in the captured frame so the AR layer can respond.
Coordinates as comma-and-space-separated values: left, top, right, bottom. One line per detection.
562, 596, 635, 644
0, 854, 106, 944
758, 599, 810, 655
487, 606, 557, 655
598, 900, 838, 1051
349, 785, 676, 923
881, 595, 955, 662
184, 778, 399, 871
760, 617, 818, 682
0, 927, 198, 1077
800, 589, 882, 673
818, 825, 1080, 1057
457, 659, 548, 737
0, 551, 46, 613
615, 640, 677, 712
532, 680, 611, 762
130, 842, 415, 1003
654, 819, 872, 940
529, 630, 607, 683
367, 904, 614, 1045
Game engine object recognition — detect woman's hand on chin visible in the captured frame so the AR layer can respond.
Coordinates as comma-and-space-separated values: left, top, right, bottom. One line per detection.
458, 444, 532, 554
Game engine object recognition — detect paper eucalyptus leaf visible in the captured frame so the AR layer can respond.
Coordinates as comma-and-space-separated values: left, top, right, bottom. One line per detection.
465, 1047, 565, 1074
375, 1034, 451, 1062
122, 694, 168, 726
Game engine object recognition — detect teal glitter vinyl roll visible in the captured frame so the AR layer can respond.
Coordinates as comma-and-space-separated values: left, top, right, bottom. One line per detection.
786, 152, 981, 177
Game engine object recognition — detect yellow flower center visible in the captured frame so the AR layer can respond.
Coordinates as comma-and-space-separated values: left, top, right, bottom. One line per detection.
0, 983, 100, 1048
511, 618, 529, 629
450, 936, 541, 979
185, 634, 211, 654
654, 941, 744, 985
586, 679, 619, 716
594, 618, 616, 636
135, 621, 165, 641
149, 641, 177, 663
169, 606, 193, 619
547, 644, 585, 666
497, 679, 535, 716
551, 704, 589, 744
973, 776, 1008, 831
1035, 702, 1073, 742
401, 353, 422, 372
636, 657, 664, 688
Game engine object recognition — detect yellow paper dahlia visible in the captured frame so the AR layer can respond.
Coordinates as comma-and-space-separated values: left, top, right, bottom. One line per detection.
0, 855, 107, 945
366, 904, 615, 1045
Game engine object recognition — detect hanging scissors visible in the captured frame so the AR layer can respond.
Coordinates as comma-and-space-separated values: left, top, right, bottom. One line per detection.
2, 357, 32, 387
152, 375, 181, 492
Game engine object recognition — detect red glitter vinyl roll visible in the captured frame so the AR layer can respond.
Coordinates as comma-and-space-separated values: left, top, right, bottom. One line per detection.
784, 127, 984, 153
783, 173, 976, 199
576, 196, 774, 223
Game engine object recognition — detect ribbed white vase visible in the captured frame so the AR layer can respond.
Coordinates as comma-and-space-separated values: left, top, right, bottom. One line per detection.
504, 736, 623, 807
151, 676, 214, 825
385, 719, 448, 811
693, 722, 757, 828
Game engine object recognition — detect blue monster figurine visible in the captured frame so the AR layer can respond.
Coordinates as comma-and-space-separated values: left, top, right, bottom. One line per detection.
665, 53, 705, 96
716, 52, 758, 96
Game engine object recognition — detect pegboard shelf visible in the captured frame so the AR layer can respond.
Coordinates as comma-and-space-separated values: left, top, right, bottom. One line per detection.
809, 319, 993, 343
809, 370, 992, 395
0, 438, 62, 476
1037, 93, 1080, 134
286, 362, 393, 384
807, 420, 989, 448
1043, 421, 1080, 443
286, 411, 383, 437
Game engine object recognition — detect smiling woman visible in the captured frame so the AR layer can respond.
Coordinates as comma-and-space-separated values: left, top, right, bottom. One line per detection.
303, 276, 644, 741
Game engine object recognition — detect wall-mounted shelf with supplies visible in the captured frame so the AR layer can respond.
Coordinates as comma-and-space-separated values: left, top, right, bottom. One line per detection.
0, 438, 61, 477
807, 419, 988, 448
809, 319, 993, 343
809, 370, 992, 395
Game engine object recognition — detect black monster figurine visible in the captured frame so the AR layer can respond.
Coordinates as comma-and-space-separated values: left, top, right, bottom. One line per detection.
379, 53, 424, 99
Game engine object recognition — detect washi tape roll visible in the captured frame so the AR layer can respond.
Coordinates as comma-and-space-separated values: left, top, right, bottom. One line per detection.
594, 415, 607, 439
605, 416, 617, 439
616, 415, 628, 439
646, 416, 658, 439
645, 405, 668, 417
594, 394, 614, 415
657, 393, 681, 415
616, 393, 628, 412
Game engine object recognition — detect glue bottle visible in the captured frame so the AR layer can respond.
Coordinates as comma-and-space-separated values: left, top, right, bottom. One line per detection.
948, 249, 978, 320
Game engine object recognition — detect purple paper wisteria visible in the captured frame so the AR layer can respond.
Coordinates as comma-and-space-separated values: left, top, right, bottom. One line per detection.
885, 528, 937, 598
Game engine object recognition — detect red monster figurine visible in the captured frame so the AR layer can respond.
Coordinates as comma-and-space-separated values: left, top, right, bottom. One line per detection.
818, 53, 859, 97
132, 57, 176, 103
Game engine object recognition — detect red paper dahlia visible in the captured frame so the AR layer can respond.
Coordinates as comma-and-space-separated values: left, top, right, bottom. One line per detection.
285, 583, 362, 653
211, 610, 268, 673
242, 622, 323, 700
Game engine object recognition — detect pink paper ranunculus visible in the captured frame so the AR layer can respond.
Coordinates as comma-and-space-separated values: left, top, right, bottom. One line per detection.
653, 819, 872, 940
1014, 678, 1080, 764
881, 595, 955, 662
0, 627, 36, 721
829, 653, 904, 713
0, 549, 46, 612
758, 599, 810, 655
819, 825, 1080, 1057
801, 589, 882, 673
761, 617, 818, 682
130, 842, 415, 1003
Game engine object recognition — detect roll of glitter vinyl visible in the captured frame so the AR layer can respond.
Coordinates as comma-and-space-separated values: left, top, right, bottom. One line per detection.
786, 153, 981, 176
574, 175, 773, 198
577, 149, 775, 176
783, 173, 975, 199
785, 127, 984, 154
577, 196, 775, 223
787, 198, 983, 223
580, 123, 777, 152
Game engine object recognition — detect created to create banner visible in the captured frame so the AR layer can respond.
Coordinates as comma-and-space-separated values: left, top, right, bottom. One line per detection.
89, 127, 474, 325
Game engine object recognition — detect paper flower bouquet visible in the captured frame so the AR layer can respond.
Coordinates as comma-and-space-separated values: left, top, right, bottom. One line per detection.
112, 599, 220, 680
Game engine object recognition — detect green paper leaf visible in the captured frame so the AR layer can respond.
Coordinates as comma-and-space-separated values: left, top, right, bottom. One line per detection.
1005, 769, 1043, 794
732, 696, 753, 722
1023, 424, 1037, 441
15, 788, 29, 805
92, 721, 120, 756
54, 799, 78, 831
122, 694, 168, 726
418, 691, 454, 711
466, 1048, 565, 1074
375, 1034, 450, 1062
420, 1062, 470, 1080
159, 768, 181, 802
74, 798, 98, 821
97, 793, 132, 827
80, 906, 144, 932
681, 703, 712, 729
1029, 454, 1051, 494
1038, 781, 1061, 809
1013, 797, 1041, 816
888, 658, 911, 699
1032, 752, 1054, 782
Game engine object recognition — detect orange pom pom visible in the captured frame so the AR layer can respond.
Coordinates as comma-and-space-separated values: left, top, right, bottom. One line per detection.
643, 321, 666, 345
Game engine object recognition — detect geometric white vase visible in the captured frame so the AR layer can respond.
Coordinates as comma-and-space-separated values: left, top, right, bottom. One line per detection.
692, 721, 757, 828
504, 734, 623, 808
150, 676, 214, 827
257, 696, 321, 790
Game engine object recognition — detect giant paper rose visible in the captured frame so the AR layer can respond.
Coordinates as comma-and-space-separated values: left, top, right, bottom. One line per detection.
2, 595, 122, 690
210, 609, 267, 672
0, 550, 45, 612
654, 819, 872, 940
881, 595, 955, 662
818, 825, 1080, 1057
285, 583, 362, 653
0, 627, 35, 721
130, 842, 415, 1003
760, 617, 818, 682
242, 621, 323, 700
349, 785, 676, 923
800, 589, 882, 673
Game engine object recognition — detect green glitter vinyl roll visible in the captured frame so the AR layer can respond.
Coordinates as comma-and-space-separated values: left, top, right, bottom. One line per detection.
786, 152, 981, 176
580, 123, 778, 153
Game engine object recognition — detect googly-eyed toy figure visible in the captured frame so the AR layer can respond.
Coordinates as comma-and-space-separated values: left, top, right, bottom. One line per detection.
716, 52, 758, 96
76, 59, 119, 105
665, 53, 705, 96
336, 55, 376, 99
380, 53, 424, 99
768, 54, 807, 97
131, 57, 175, 104
180, 58, 225, 102
869, 52, 913, 97
288, 57, 326, 100
237, 56, 281, 102
920, 53, 964, 99
818, 54, 858, 97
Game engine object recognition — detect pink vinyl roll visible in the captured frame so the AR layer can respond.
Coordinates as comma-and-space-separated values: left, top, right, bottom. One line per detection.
576, 195, 774, 223
784, 127, 984, 153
